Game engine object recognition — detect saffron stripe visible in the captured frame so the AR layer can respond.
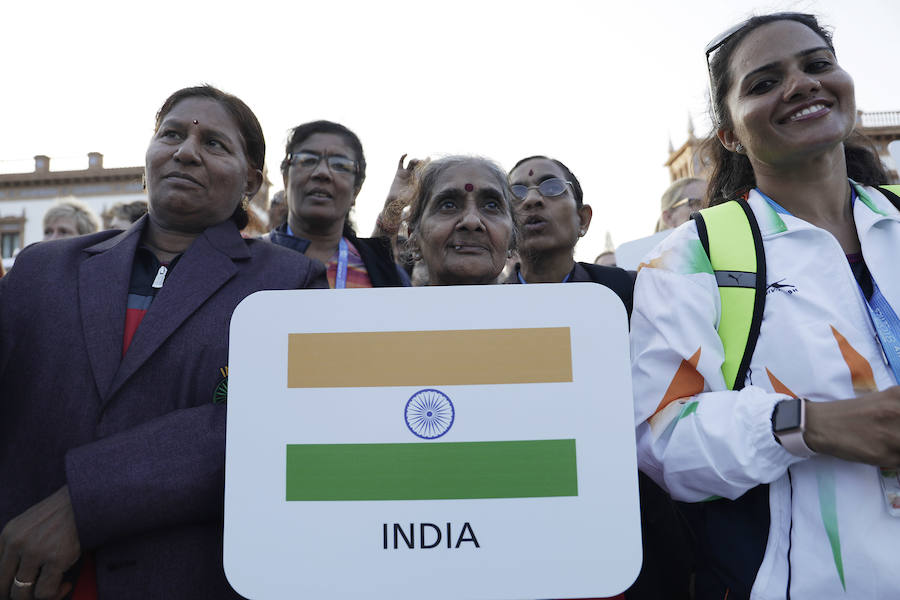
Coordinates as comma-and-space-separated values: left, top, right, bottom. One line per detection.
287, 328, 572, 388
286, 439, 578, 501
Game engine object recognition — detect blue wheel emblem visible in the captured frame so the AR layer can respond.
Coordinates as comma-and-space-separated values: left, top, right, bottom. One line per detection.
405, 389, 454, 439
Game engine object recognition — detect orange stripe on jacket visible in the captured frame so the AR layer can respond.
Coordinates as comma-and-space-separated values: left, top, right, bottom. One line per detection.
766, 368, 798, 398
651, 347, 703, 419
831, 326, 877, 394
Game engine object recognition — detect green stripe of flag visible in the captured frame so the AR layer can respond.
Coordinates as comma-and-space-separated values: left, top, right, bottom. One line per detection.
286, 439, 578, 501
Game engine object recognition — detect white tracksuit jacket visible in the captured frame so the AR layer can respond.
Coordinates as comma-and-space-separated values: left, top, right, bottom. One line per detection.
631, 183, 900, 598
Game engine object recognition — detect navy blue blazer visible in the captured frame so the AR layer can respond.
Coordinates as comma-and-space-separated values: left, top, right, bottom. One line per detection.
0, 216, 326, 598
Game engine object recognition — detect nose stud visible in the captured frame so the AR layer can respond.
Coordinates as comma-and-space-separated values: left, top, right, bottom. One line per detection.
192, 119, 199, 125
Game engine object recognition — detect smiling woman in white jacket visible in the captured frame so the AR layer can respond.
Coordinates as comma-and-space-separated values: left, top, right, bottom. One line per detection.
631, 12, 900, 600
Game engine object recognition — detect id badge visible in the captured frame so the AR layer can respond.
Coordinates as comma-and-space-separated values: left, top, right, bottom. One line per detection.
880, 468, 900, 516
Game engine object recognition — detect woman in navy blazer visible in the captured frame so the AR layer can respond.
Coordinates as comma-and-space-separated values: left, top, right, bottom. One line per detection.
0, 86, 326, 599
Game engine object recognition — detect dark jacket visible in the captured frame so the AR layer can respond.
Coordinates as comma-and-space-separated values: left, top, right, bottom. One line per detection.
267, 223, 410, 287
0, 216, 326, 599
507, 259, 691, 600
506, 261, 635, 318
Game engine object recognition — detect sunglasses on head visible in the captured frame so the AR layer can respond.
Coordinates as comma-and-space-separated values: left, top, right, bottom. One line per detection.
288, 151, 357, 175
704, 12, 814, 123
510, 177, 572, 201
671, 197, 703, 211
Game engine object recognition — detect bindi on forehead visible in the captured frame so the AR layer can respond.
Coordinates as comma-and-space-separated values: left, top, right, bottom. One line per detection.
465, 183, 474, 192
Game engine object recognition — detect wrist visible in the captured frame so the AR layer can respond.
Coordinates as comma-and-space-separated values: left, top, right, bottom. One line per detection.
772, 397, 817, 458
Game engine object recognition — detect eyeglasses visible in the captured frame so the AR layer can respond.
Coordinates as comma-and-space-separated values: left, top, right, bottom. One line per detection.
671, 197, 703, 211
510, 178, 572, 201
704, 12, 813, 123
288, 152, 357, 176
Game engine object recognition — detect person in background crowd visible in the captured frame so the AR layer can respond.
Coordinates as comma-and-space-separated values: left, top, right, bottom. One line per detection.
653, 177, 706, 232
266, 120, 409, 288
594, 250, 616, 266
101, 200, 148, 230
0, 85, 326, 600
43, 198, 100, 240
267, 189, 288, 230
509, 156, 690, 599
632, 13, 900, 599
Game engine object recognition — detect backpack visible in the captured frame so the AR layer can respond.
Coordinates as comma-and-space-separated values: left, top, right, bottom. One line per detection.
692, 184, 900, 391
680, 184, 900, 599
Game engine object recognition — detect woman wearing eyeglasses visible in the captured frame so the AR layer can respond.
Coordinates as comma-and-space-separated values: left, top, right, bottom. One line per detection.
267, 120, 409, 288
506, 156, 633, 312
631, 13, 900, 600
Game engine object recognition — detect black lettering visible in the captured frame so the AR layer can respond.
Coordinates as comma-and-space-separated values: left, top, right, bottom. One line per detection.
383, 523, 387, 549
455, 522, 480, 548
420, 523, 441, 549
394, 523, 414, 549
446, 522, 451, 548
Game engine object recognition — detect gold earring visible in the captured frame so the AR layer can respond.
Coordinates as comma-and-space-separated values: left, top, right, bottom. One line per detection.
241, 196, 249, 211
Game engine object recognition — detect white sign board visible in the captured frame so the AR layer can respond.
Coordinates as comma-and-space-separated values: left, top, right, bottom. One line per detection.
224, 284, 640, 599
614, 230, 672, 270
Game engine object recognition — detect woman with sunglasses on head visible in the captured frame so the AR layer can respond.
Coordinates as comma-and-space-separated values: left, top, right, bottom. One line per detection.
506, 156, 634, 314
631, 13, 900, 600
267, 120, 409, 288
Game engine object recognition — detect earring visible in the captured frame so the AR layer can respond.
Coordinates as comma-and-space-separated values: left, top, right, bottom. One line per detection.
579, 229, 586, 237
507, 249, 513, 259
736, 143, 745, 154
241, 196, 250, 211
141, 174, 147, 190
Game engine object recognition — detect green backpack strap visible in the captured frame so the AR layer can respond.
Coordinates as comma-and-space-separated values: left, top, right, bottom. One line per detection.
878, 185, 900, 210
690, 200, 767, 390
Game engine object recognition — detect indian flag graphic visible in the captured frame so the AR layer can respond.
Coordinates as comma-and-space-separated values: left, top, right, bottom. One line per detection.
285, 328, 577, 502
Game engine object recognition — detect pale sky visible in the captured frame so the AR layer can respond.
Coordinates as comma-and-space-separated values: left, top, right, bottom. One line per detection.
3, 0, 898, 261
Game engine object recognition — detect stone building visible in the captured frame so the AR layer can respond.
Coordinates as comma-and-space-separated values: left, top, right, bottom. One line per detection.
0, 153, 145, 269
0, 152, 271, 270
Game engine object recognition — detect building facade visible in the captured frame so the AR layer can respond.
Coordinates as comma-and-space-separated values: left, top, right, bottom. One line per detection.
0, 153, 145, 268
0, 152, 271, 270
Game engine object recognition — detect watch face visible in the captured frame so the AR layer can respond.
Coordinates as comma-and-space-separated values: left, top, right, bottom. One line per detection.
774, 398, 802, 432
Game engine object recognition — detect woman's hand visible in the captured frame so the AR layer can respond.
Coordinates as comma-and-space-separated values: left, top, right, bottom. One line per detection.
805, 386, 900, 467
0, 486, 80, 600
374, 154, 426, 237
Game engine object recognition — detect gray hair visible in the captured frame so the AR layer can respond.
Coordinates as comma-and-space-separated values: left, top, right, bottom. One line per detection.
43, 197, 101, 235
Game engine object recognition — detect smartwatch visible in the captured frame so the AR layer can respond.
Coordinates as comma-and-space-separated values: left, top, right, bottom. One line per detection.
772, 397, 816, 458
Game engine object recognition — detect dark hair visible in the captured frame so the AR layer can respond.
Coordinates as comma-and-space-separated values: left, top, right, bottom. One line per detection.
704, 13, 886, 205
279, 120, 366, 236
154, 85, 265, 228
510, 155, 584, 207
102, 200, 148, 228
406, 156, 518, 253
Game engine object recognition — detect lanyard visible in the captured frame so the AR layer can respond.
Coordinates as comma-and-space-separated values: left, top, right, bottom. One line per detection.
335, 237, 349, 289
756, 184, 900, 383
287, 224, 349, 290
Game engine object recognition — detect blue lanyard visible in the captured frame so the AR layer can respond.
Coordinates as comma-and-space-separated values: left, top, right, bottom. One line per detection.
756, 184, 900, 383
335, 237, 349, 289
517, 269, 572, 284
287, 224, 349, 289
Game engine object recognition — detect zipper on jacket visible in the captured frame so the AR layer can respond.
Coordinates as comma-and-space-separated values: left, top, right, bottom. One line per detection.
151, 265, 168, 289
